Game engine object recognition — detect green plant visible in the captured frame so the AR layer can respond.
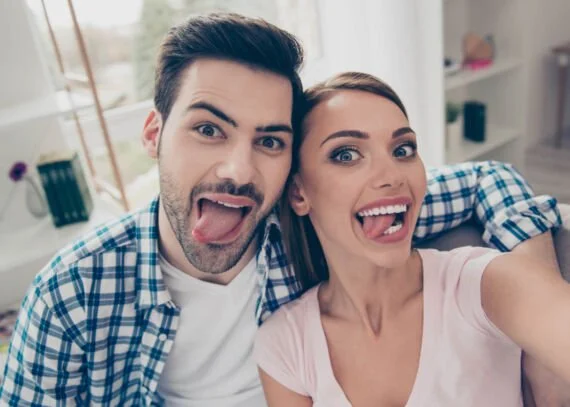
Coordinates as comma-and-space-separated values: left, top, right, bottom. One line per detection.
446, 102, 461, 124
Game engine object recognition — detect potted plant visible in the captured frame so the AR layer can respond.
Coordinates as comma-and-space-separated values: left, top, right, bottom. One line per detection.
1, 161, 48, 220
446, 102, 463, 150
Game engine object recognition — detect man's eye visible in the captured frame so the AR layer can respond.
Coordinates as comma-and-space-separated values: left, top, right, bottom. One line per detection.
393, 143, 416, 158
258, 136, 285, 151
195, 124, 223, 138
330, 148, 362, 163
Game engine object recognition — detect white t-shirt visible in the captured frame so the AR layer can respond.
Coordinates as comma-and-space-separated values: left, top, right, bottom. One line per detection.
157, 254, 267, 407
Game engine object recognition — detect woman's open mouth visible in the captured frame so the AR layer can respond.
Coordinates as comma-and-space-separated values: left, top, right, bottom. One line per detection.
354, 201, 411, 243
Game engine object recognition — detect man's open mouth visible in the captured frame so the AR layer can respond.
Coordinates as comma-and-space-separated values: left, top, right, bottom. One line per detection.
192, 195, 256, 244
355, 203, 409, 239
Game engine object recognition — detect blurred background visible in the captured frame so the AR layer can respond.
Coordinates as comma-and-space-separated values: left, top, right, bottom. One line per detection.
0, 0, 569, 320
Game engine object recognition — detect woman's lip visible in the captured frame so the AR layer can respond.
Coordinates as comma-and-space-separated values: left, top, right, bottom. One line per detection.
355, 196, 412, 214
368, 218, 410, 244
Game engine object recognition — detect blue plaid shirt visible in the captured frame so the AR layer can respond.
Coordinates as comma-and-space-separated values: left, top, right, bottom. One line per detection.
0, 161, 561, 406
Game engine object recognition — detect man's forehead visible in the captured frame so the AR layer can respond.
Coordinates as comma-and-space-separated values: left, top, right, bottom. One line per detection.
174, 58, 294, 123
181, 59, 292, 97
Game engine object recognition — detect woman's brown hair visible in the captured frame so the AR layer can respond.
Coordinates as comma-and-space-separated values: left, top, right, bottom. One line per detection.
281, 72, 409, 290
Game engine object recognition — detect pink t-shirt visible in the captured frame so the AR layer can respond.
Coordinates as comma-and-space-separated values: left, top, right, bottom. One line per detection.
254, 247, 523, 406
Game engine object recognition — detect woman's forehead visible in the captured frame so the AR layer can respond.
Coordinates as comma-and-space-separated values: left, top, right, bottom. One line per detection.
304, 90, 409, 140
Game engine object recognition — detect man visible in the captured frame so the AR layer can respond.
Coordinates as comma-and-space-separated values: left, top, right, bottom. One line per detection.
0, 12, 564, 406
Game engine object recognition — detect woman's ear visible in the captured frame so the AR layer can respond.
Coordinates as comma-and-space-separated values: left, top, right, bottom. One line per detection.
142, 109, 163, 159
288, 175, 311, 216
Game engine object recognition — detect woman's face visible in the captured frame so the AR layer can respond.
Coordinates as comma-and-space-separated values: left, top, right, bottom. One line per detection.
291, 90, 427, 269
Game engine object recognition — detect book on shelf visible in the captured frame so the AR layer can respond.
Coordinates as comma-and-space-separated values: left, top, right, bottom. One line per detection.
36, 151, 93, 228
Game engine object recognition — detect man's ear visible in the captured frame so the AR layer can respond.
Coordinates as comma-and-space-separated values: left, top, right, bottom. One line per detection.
288, 175, 310, 216
142, 109, 163, 159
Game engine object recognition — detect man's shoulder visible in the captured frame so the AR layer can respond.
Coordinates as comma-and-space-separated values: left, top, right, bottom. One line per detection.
32, 204, 156, 311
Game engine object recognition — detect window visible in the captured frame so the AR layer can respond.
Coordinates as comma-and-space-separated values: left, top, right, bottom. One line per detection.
28, 0, 321, 210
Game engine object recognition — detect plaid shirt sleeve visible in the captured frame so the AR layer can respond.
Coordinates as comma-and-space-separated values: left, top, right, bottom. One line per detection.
0, 275, 85, 406
413, 161, 562, 251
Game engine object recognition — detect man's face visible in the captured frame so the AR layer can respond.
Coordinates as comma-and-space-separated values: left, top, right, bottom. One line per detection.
145, 58, 293, 274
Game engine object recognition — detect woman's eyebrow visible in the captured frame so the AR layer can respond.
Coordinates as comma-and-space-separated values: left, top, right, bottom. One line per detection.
320, 127, 415, 147
320, 130, 369, 147
392, 127, 415, 138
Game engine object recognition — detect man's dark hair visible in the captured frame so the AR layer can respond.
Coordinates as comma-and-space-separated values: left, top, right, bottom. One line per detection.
154, 12, 305, 130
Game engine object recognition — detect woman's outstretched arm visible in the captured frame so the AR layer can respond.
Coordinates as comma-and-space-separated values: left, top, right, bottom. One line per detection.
482, 252, 570, 385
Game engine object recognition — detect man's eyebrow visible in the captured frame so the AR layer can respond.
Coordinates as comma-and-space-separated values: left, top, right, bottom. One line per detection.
392, 126, 415, 138
186, 101, 237, 127
320, 130, 369, 146
186, 102, 292, 135
255, 124, 293, 135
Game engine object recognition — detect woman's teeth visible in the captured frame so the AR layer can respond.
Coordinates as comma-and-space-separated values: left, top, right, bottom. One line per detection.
383, 220, 404, 235
357, 204, 408, 217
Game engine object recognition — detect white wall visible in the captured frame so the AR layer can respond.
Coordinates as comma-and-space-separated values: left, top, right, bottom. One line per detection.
0, 0, 68, 230
307, 0, 444, 165
70, 0, 446, 168
522, 0, 570, 145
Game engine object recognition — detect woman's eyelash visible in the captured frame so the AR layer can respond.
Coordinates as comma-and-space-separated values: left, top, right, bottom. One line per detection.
329, 146, 362, 163
394, 141, 418, 158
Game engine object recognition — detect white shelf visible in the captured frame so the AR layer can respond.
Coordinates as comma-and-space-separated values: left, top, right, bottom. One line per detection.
445, 58, 522, 91
0, 90, 93, 131
0, 202, 117, 275
446, 126, 520, 163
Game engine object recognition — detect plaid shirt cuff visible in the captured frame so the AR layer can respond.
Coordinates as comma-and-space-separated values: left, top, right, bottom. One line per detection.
473, 161, 562, 251
483, 195, 561, 251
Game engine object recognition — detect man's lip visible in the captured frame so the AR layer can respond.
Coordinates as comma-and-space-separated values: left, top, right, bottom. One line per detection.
355, 196, 413, 214
197, 193, 257, 208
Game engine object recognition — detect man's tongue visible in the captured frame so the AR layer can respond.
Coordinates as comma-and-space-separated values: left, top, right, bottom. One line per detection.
362, 214, 396, 239
192, 200, 244, 243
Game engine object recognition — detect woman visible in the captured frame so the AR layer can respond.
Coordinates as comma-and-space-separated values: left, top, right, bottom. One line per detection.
254, 72, 570, 406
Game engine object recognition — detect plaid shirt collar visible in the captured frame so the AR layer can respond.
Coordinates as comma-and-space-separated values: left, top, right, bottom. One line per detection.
133, 198, 172, 310
133, 197, 301, 321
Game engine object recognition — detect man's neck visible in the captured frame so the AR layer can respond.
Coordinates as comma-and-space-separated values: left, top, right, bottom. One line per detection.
157, 201, 257, 286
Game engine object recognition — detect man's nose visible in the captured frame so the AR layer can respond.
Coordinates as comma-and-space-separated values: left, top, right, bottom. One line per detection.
215, 144, 256, 186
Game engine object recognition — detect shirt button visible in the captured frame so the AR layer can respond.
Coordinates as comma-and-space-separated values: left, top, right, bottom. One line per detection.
158, 333, 167, 341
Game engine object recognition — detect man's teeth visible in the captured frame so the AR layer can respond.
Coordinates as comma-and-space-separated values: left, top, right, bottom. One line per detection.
358, 204, 408, 217
213, 200, 245, 209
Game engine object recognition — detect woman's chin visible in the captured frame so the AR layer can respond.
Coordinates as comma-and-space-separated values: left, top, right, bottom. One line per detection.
364, 244, 414, 270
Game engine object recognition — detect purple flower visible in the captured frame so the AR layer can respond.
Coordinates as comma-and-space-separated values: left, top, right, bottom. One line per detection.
8, 161, 27, 182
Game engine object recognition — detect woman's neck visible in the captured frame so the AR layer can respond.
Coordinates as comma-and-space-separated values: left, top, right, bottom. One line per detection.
319, 249, 423, 337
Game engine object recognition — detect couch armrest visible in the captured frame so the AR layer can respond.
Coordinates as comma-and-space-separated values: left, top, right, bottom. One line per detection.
554, 203, 570, 282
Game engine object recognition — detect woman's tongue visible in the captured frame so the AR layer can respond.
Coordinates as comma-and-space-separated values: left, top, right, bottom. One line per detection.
361, 214, 397, 239
192, 200, 245, 243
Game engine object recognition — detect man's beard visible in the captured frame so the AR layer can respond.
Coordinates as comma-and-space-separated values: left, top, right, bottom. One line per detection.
160, 171, 270, 274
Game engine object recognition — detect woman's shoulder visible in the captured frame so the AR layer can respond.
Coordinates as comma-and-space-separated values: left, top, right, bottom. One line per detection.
254, 285, 322, 396
418, 246, 503, 275
258, 285, 320, 336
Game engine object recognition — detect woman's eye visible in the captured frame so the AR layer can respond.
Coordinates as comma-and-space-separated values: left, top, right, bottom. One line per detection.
258, 136, 285, 151
394, 143, 416, 158
195, 124, 222, 138
331, 148, 361, 163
